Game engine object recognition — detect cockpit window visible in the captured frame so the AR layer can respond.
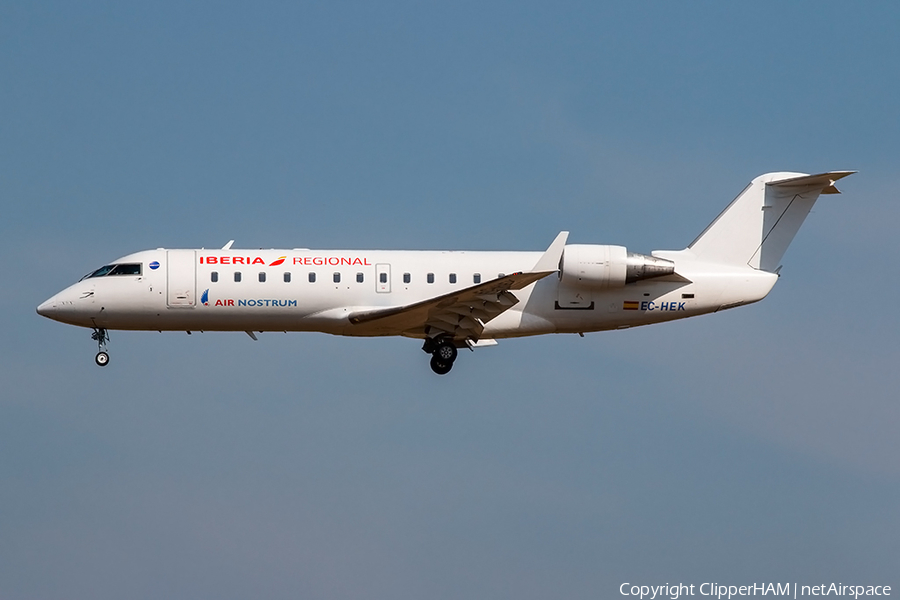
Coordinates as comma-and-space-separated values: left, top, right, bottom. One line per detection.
110, 263, 142, 276
83, 265, 116, 279
81, 263, 142, 280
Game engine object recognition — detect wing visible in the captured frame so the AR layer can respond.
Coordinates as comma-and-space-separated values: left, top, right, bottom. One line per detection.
348, 270, 554, 339
348, 232, 568, 341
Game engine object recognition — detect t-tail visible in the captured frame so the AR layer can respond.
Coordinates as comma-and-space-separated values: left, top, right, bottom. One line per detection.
685, 171, 855, 272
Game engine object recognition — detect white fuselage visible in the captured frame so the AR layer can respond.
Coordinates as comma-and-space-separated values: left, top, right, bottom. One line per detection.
35, 171, 851, 373
37, 247, 778, 340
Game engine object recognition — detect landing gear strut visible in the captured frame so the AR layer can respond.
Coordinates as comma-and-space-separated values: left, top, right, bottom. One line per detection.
424, 338, 458, 375
91, 327, 110, 367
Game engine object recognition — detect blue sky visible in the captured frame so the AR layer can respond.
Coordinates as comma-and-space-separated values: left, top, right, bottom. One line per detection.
2, 2, 898, 598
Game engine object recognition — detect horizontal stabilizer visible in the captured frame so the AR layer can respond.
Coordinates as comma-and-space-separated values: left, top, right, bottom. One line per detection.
767, 171, 856, 195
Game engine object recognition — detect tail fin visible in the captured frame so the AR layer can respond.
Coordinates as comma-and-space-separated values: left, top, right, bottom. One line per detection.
688, 171, 855, 271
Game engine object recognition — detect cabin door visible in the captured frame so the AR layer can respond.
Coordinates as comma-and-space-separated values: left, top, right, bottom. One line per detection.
167, 250, 196, 307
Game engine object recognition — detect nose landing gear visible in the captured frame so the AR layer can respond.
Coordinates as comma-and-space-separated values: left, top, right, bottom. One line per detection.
91, 327, 110, 367
424, 338, 458, 375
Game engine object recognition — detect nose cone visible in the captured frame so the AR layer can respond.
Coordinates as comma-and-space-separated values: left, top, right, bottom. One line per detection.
37, 288, 84, 323
37, 284, 101, 326
37, 296, 56, 318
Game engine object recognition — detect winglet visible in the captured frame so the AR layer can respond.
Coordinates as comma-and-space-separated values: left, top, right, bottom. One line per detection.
222, 240, 235, 250
532, 231, 569, 272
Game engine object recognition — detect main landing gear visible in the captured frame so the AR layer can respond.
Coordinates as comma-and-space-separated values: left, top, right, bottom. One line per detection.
424, 338, 458, 375
91, 327, 110, 367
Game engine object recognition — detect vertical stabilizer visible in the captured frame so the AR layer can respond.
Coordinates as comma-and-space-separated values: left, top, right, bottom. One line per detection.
688, 171, 854, 271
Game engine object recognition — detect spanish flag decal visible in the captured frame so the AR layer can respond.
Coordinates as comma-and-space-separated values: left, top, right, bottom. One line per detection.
269, 256, 287, 267
623, 301, 640, 310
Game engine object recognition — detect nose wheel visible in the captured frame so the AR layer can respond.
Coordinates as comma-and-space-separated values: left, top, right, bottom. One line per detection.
425, 339, 458, 375
91, 327, 110, 367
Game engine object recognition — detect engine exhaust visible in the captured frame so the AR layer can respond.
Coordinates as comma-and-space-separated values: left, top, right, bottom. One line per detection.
625, 252, 675, 283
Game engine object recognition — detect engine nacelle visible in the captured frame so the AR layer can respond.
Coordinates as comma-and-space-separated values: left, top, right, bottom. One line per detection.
559, 244, 675, 289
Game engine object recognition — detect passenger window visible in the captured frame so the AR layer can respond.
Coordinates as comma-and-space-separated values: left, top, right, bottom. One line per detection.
309, 272, 316, 283
356, 272, 364, 283
427, 273, 434, 284
234, 272, 242, 282
449, 273, 457, 284
258, 272, 266, 283
473, 273, 481, 284
403, 273, 411, 284
380, 273, 388, 284
333, 272, 341, 283
211, 271, 219, 283
284, 272, 291, 283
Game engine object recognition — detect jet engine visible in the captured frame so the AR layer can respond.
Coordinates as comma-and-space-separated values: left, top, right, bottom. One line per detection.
559, 244, 675, 288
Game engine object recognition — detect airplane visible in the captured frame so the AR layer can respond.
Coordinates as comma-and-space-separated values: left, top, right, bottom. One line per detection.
37, 171, 854, 375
